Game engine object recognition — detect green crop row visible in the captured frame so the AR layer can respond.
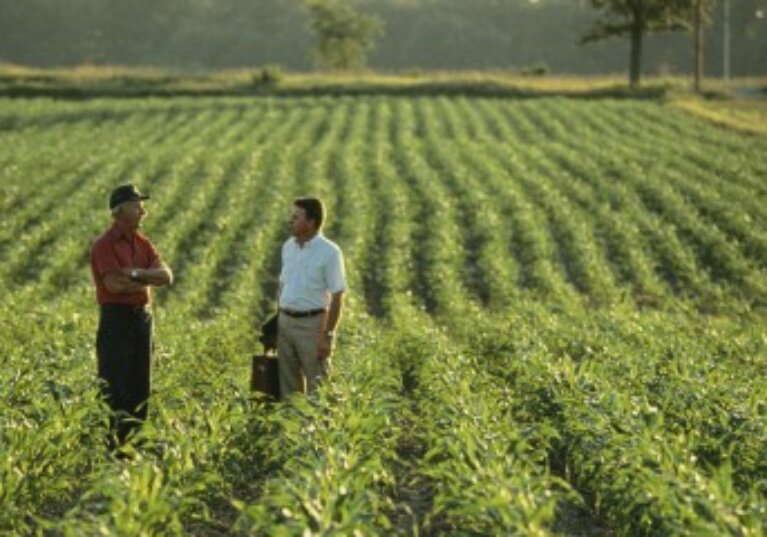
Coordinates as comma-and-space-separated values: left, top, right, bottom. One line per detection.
1, 95, 765, 535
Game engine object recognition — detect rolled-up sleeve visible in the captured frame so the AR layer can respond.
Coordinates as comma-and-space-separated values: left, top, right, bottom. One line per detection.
326, 247, 347, 294
146, 241, 161, 268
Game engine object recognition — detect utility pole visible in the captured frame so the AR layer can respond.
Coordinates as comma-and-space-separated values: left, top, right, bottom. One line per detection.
723, 0, 731, 84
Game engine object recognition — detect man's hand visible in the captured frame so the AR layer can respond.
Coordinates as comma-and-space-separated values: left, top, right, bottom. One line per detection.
104, 270, 145, 294
317, 291, 343, 361
317, 334, 334, 361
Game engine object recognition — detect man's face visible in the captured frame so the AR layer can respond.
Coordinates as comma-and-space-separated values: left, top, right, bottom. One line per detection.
289, 205, 315, 237
118, 199, 147, 230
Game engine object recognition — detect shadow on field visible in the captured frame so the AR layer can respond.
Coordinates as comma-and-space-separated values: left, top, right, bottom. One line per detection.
0, 80, 669, 102
0, 99, 324, 132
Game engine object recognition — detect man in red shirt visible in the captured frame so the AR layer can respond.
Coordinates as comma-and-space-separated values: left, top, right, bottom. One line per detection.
90, 184, 173, 448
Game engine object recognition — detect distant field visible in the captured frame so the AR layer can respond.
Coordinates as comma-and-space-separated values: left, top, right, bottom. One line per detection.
671, 96, 767, 135
1, 95, 767, 535
1, 63, 764, 98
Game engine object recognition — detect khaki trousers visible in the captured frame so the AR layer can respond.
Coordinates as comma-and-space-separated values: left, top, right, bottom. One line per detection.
277, 312, 329, 396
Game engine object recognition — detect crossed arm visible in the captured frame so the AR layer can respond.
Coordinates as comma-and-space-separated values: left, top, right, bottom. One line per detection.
103, 263, 174, 294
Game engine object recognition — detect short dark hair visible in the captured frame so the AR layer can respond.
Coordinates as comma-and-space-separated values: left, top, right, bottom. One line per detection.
293, 197, 325, 229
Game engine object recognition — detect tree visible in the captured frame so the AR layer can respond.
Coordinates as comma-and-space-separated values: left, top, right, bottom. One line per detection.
582, 0, 692, 88
304, 0, 384, 71
691, 0, 716, 91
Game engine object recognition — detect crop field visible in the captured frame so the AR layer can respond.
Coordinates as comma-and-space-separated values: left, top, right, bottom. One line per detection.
1, 94, 767, 535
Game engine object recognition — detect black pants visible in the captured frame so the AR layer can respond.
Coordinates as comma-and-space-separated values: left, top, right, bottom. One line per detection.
96, 304, 153, 447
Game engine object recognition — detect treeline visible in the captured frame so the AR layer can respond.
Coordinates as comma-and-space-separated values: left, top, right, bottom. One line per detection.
0, 0, 764, 76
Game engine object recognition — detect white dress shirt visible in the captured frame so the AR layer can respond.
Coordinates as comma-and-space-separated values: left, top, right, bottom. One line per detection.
279, 233, 347, 311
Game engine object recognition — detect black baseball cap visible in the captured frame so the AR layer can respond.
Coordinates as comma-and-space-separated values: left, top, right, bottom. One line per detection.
109, 184, 150, 210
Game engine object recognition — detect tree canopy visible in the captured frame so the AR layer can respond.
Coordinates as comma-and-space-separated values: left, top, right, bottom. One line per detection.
582, 0, 720, 86
305, 0, 384, 70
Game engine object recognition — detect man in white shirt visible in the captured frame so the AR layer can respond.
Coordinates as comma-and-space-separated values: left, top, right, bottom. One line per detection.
277, 197, 347, 396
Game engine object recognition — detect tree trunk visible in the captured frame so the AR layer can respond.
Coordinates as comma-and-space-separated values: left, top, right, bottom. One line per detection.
629, 22, 643, 88
693, 0, 704, 92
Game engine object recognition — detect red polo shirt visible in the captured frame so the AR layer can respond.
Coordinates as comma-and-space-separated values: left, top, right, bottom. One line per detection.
90, 222, 161, 306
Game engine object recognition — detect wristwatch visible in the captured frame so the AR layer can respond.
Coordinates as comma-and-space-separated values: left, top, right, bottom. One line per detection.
325, 330, 335, 339
130, 269, 139, 281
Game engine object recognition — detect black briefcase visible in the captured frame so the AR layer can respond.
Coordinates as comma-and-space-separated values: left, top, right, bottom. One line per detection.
251, 353, 280, 401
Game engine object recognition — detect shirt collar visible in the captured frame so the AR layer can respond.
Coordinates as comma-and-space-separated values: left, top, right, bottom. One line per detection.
294, 232, 322, 250
108, 220, 138, 242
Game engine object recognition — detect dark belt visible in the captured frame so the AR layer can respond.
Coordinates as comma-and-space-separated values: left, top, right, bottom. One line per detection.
280, 308, 326, 318
100, 303, 150, 315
